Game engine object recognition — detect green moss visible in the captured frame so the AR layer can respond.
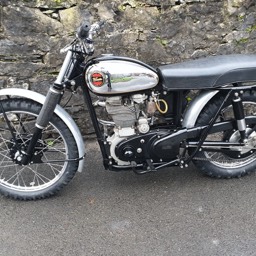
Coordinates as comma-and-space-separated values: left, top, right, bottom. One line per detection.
238, 14, 245, 22
118, 4, 126, 12
235, 37, 249, 44
34, 0, 67, 8
156, 36, 168, 47
246, 25, 256, 33
118, 0, 139, 11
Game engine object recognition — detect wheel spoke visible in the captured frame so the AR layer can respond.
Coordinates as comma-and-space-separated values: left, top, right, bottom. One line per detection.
0, 99, 79, 200
6, 165, 26, 184
0, 105, 68, 192
199, 100, 256, 169
26, 165, 52, 184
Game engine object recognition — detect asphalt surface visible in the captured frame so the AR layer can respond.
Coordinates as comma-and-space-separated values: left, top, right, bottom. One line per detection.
1, 139, 256, 256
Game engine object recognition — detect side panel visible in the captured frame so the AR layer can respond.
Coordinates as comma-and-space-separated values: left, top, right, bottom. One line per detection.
0, 88, 85, 172
182, 90, 219, 128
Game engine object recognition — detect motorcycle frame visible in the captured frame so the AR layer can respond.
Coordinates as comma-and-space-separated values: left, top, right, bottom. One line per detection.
73, 56, 256, 171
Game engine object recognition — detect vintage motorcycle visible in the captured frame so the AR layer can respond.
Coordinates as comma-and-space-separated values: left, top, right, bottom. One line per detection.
1, 20, 256, 200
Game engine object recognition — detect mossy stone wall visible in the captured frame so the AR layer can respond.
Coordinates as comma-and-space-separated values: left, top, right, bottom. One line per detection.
0, 0, 255, 134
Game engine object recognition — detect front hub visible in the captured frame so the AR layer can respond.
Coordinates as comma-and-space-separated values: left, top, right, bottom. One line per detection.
8, 135, 44, 165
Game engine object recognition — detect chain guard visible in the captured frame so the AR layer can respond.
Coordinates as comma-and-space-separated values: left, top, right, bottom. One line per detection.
193, 155, 255, 163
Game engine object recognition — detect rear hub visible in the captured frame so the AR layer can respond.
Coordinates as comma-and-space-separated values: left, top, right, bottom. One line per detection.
227, 128, 256, 158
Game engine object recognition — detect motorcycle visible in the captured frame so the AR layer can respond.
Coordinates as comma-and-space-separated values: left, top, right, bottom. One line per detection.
1, 20, 256, 200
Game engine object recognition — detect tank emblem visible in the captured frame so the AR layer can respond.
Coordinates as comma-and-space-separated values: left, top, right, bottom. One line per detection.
91, 72, 104, 87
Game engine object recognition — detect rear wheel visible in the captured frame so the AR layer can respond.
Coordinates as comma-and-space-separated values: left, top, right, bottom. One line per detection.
191, 91, 256, 178
0, 98, 79, 200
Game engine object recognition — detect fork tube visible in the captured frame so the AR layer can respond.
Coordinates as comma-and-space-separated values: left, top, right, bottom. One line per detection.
55, 50, 73, 85
21, 86, 63, 165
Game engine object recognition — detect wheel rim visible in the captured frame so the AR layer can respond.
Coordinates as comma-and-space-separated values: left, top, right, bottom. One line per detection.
0, 110, 68, 193
203, 101, 256, 169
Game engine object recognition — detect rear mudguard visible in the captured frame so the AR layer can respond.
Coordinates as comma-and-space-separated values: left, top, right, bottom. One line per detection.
182, 90, 219, 128
0, 88, 85, 172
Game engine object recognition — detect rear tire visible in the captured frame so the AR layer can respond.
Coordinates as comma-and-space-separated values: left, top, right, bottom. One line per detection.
191, 91, 256, 178
0, 98, 79, 200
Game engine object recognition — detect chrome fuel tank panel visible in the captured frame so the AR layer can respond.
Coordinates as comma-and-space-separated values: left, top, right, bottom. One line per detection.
85, 58, 159, 95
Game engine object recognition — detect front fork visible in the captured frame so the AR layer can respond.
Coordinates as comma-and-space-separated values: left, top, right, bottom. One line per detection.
21, 50, 73, 165
21, 86, 63, 165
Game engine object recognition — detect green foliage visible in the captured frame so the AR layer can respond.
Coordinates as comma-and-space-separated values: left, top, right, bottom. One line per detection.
156, 36, 168, 47
47, 140, 54, 146
246, 25, 256, 33
235, 37, 249, 45
118, 0, 140, 12
237, 14, 245, 22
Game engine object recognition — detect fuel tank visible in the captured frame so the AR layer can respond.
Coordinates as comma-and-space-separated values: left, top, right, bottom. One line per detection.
85, 56, 159, 95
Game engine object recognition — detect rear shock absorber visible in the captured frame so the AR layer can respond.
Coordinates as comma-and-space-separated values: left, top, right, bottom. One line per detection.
232, 92, 247, 143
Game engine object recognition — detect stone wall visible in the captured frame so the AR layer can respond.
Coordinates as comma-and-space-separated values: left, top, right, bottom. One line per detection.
0, 0, 256, 135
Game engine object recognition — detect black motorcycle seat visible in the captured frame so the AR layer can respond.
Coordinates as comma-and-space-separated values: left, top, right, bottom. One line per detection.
157, 54, 256, 90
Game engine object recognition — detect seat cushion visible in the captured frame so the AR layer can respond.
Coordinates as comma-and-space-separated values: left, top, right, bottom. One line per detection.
157, 54, 256, 90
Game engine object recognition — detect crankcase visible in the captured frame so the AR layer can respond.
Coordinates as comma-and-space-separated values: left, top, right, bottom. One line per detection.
115, 130, 183, 163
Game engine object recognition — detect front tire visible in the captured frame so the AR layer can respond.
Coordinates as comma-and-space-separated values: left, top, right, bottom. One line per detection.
191, 91, 256, 178
0, 98, 79, 200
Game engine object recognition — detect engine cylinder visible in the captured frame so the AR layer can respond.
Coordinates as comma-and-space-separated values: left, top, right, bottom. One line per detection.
105, 97, 136, 128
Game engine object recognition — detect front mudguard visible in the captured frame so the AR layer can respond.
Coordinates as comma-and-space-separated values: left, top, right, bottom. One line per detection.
182, 90, 219, 129
0, 88, 85, 172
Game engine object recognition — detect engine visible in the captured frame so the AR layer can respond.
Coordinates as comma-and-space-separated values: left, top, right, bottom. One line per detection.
106, 94, 151, 134
86, 56, 179, 167
96, 93, 168, 165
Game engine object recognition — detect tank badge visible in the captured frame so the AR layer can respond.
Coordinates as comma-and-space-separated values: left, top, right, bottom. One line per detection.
91, 72, 104, 87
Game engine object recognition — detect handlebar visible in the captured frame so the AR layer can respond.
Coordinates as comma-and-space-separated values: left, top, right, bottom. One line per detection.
60, 20, 105, 55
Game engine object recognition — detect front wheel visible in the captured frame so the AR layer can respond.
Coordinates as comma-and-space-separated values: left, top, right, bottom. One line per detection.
0, 98, 79, 200
191, 91, 256, 179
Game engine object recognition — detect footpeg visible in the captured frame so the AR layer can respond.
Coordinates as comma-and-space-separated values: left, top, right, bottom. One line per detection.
133, 159, 156, 174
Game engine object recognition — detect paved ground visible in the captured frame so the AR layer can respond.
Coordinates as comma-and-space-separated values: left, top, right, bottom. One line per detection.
0, 139, 256, 256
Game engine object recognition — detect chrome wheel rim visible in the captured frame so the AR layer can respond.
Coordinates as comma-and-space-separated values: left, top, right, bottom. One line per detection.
0, 111, 68, 192
203, 101, 256, 168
